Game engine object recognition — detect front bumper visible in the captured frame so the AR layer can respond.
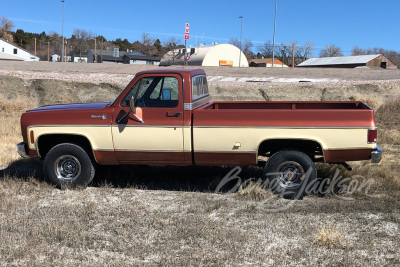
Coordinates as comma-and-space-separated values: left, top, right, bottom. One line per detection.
17, 142, 28, 158
371, 145, 382, 163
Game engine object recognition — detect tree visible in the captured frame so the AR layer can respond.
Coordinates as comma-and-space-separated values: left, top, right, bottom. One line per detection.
229, 38, 254, 60
13, 29, 30, 47
0, 16, 15, 42
140, 32, 157, 56
257, 41, 274, 58
299, 41, 314, 60
319, 44, 343, 57
72, 29, 90, 58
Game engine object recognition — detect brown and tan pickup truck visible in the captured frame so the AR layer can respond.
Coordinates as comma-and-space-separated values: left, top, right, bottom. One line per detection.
17, 68, 382, 197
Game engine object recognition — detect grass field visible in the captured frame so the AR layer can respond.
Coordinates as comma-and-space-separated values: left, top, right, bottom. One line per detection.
0, 63, 399, 266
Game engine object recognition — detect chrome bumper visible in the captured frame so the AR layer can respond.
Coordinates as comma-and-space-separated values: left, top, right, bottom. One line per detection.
371, 145, 382, 163
17, 142, 28, 158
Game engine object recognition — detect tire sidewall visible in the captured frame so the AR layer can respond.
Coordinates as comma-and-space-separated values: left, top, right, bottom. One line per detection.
43, 143, 95, 188
264, 150, 317, 199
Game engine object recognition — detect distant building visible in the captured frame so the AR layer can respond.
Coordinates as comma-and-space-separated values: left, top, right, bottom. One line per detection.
87, 49, 160, 65
0, 38, 40, 61
160, 44, 249, 67
51, 54, 59, 62
298, 54, 397, 69
249, 58, 288, 68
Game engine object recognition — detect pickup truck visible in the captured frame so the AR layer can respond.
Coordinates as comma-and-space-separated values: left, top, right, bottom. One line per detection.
17, 68, 382, 198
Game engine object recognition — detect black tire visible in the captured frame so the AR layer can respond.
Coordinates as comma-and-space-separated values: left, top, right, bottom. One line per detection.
43, 143, 95, 188
263, 150, 317, 199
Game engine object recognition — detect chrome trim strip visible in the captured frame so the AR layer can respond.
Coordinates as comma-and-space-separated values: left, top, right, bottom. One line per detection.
193, 125, 377, 129
194, 150, 255, 153
28, 124, 111, 128
112, 125, 183, 128
115, 149, 184, 153
324, 147, 375, 151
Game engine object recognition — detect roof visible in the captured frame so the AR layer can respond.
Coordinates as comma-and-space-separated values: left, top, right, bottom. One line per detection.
250, 58, 285, 64
136, 68, 205, 77
298, 54, 381, 67
123, 54, 160, 61
89, 49, 145, 57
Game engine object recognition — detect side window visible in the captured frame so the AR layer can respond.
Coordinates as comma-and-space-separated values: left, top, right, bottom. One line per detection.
121, 76, 179, 108
192, 75, 209, 101
13, 48, 18, 54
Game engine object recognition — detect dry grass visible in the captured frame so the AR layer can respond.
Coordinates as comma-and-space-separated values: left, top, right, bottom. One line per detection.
235, 181, 274, 201
0, 70, 399, 265
314, 224, 343, 249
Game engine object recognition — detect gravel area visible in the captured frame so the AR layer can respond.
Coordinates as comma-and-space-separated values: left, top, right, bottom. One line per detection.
0, 61, 399, 86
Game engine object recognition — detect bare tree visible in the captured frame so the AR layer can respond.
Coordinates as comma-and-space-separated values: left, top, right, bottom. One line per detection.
299, 41, 314, 60
48, 31, 62, 58
319, 44, 343, 57
140, 32, 157, 56
162, 37, 181, 51
257, 41, 274, 58
0, 16, 15, 42
72, 29, 90, 59
230, 38, 254, 60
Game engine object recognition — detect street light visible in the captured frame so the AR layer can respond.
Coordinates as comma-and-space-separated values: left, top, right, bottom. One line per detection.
61, 0, 65, 62
272, 0, 277, 67
239, 16, 243, 67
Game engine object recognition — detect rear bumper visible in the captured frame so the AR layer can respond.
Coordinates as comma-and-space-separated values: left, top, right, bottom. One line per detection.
371, 145, 382, 163
17, 142, 28, 158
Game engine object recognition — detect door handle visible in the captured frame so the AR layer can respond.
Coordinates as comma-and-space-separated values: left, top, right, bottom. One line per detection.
166, 112, 182, 117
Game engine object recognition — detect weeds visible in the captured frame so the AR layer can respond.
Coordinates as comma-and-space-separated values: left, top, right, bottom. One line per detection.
314, 224, 343, 249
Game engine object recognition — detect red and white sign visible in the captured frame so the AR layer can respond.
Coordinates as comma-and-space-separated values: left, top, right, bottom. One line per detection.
185, 55, 190, 61
184, 23, 190, 40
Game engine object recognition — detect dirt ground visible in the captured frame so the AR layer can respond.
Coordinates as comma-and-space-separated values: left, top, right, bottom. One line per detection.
0, 61, 399, 266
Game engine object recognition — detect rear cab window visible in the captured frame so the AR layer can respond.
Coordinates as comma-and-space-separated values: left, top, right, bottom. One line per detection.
192, 75, 209, 101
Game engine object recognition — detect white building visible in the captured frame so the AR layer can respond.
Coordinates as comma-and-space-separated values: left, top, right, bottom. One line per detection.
0, 38, 40, 61
160, 44, 249, 67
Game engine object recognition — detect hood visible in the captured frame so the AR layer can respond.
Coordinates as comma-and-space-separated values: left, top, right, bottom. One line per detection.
27, 102, 110, 112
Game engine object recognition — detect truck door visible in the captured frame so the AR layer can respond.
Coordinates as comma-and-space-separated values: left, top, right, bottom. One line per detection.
111, 74, 184, 164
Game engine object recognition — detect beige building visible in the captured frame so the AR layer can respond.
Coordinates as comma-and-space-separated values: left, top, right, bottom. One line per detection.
249, 58, 288, 68
160, 44, 249, 67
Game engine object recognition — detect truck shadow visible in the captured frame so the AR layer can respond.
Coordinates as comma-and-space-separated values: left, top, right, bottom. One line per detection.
0, 159, 263, 193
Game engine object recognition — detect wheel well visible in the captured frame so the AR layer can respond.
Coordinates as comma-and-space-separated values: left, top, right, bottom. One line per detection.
258, 139, 324, 162
37, 134, 93, 159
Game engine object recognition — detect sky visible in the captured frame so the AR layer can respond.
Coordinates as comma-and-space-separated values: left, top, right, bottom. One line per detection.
1, 0, 399, 56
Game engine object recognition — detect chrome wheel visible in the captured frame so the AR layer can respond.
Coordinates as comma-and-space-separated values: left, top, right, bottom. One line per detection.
276, 161, 305, 189
54, 155, 81, 182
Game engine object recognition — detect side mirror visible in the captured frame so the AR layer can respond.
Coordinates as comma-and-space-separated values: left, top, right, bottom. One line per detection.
130, 95, 144, 124
129, 95, 135, 114
162, 89, 171, 100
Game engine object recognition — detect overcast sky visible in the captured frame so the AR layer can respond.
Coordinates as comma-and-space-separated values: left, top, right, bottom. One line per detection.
2, 0, 399, 55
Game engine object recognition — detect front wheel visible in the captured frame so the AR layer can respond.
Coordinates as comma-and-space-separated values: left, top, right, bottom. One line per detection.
43, 143, 95, 188
263, 150, 317, 199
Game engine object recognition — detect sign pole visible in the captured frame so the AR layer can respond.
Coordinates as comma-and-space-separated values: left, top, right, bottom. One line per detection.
184, 23, 190, 67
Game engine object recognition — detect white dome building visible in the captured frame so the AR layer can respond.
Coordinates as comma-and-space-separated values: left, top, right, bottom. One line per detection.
160, 44, 249, 67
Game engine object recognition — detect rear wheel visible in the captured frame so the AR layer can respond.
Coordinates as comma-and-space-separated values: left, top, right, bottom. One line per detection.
43, 143, 95, 188
264, 150, 316, 199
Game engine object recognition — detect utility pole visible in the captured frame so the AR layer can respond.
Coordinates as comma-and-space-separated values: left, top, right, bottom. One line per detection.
94, 35, 97, 63
34, 38, 37, 56
239, 16, 243, 68
101, 39, 103, 63
292, 43, 295, 68
61, 0, 65, 62
47, 41, 50, 61
272, 0, 277, 67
